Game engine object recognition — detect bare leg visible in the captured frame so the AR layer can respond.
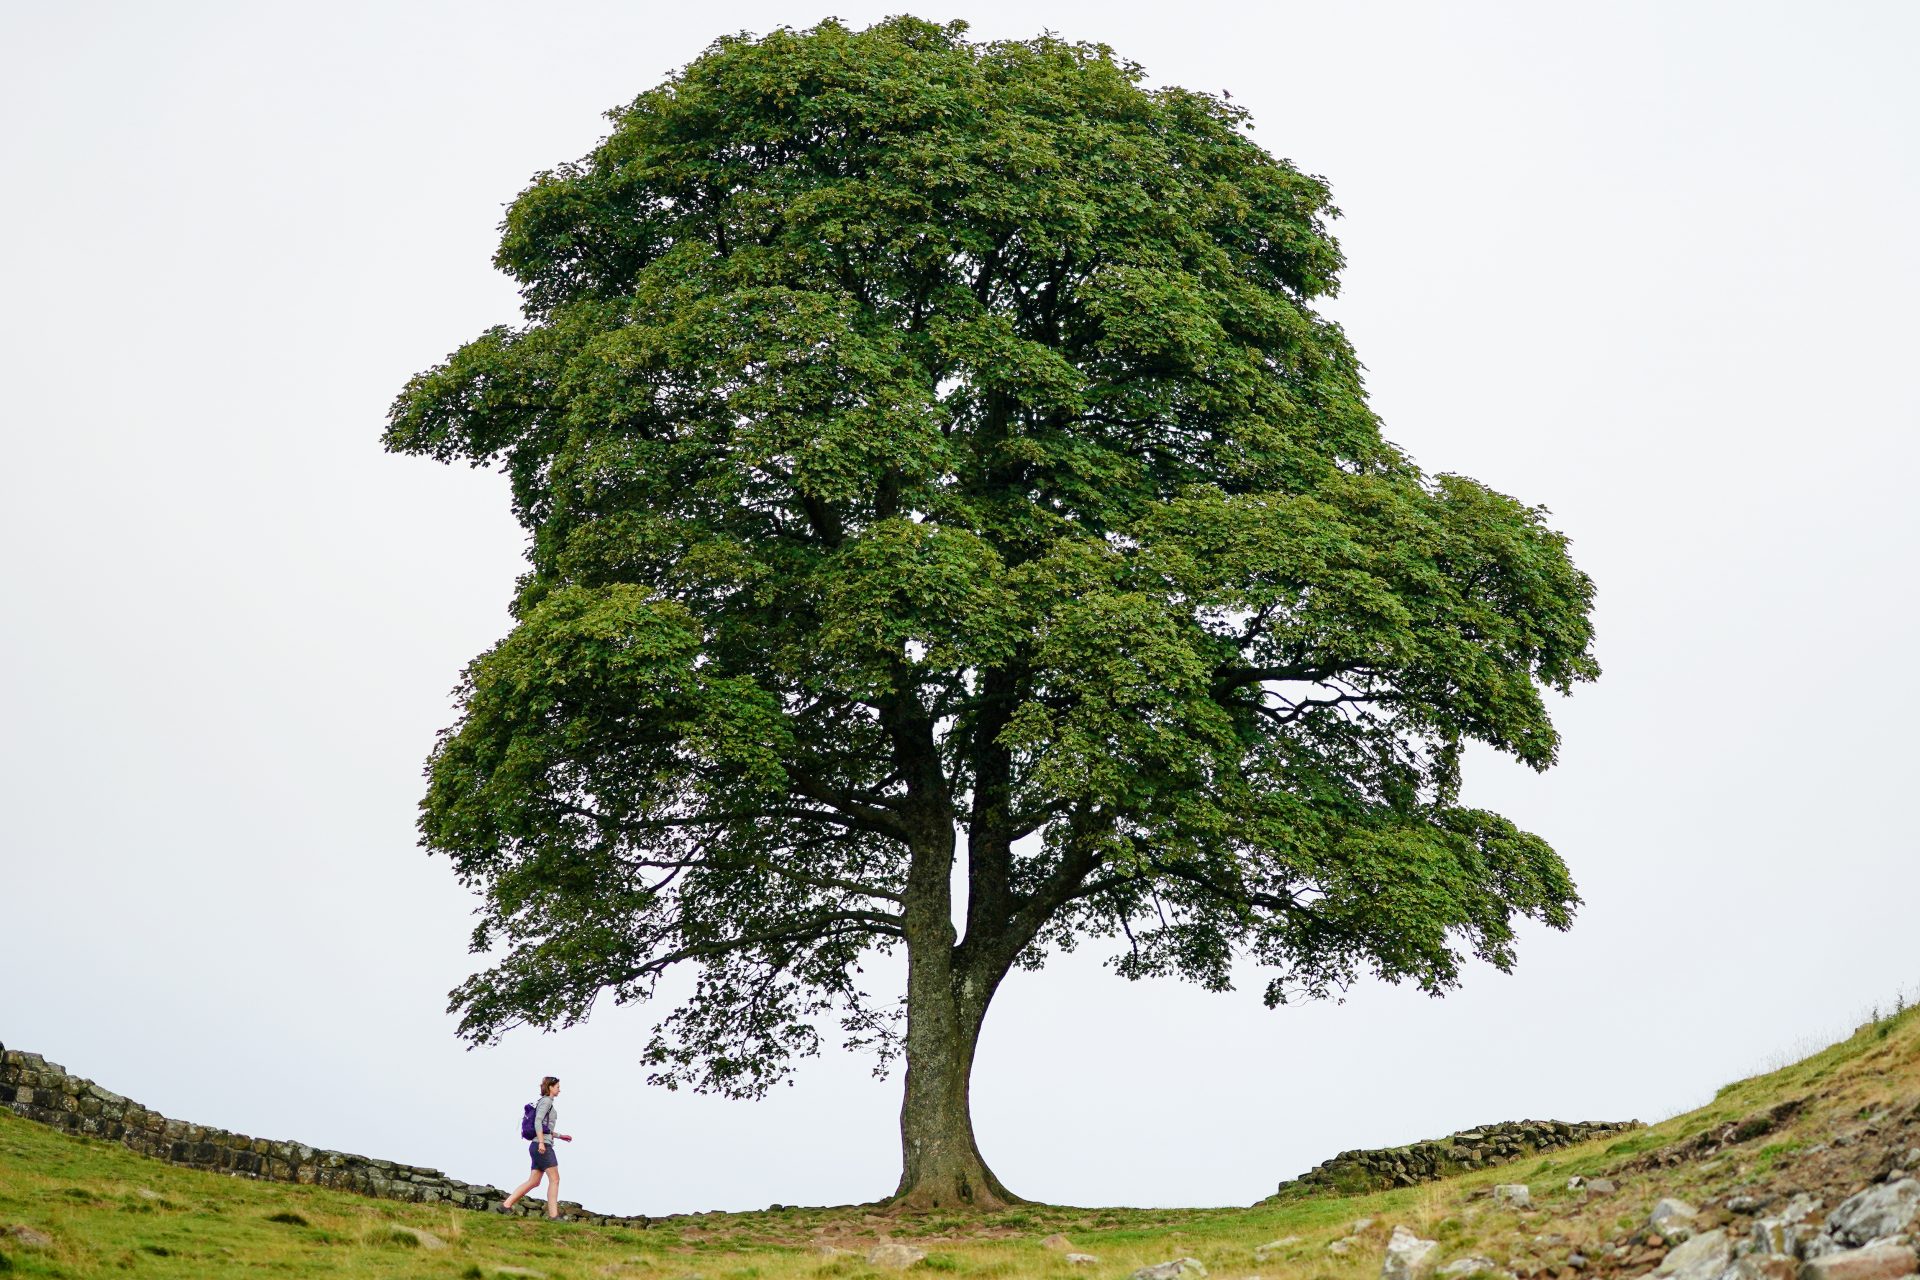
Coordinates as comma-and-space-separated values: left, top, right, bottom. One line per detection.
501, 1170, 542, 1209
544, 1168, 561, 1218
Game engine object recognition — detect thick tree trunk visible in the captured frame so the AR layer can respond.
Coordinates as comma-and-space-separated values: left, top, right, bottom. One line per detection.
889, 939, 1023, 1211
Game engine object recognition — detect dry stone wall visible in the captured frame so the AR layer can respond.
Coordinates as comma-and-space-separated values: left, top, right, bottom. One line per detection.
1275, 1119, 1643, 1196
0, 1043, 647, 1225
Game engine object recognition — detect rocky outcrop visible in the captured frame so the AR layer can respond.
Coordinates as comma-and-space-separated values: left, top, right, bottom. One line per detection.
0, 1043, 646, 1225
1275, 1120, 1643, 1196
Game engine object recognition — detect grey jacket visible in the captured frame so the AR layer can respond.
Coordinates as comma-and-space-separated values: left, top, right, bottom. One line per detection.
533, 1095, 559, 1144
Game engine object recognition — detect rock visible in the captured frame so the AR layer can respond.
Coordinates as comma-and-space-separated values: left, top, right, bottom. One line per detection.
1754, 1219, 1802, 1257
134, 1187, 163, 1201
1438, 1257, 1506, 1278
1651, 1200, 1700, 1240
1130, 1260, 1207, 1280
1729, 1196, 1766, 1215
814, 1246, 858, 1259
1253, 1239, 1303, 1261
1568, 1177, 1587, 1192
1330, 1239, 1357, 1256
1587, 1180, 1618, 1197
1824, 1182, 1920, 1249
1655, 1229, 1730, 1280
867, 1244, 928, 1270
1384, 1227, 1442, 1280
1067, 1255, 1100, 1266
1737, 1256, 1800, 1280
1785, 1196, 1825, 1223
1494, 1186, 1533, 1209
1760, 1193, 1827, 1253
1798, 1244, 1919, 1280
5, 1226, 52, 1248
1356, 1219, 1379, 1234
1042, 1236, 1076, 1252
387, 1225, 448, 1249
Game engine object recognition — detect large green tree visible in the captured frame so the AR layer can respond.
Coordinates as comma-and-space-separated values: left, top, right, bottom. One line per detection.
386, 17, 1598, 1211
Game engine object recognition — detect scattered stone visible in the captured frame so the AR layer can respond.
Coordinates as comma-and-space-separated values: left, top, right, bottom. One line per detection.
1568, 1176, 1587, 1191
1650, 1200, 1700, 1241
1067, 1255, 1100, 1266
134, 1188, 163, 1201
1729, 1196, 1767, 1215
1129, 1260, 1207, 1280
1384, 1226, 1442, 1280
867, 1245, 927, 1270
1799, 1244, 1920, 1280
1654, 1229, 1729, 1280
1355, 1219, 1379, 1234
1587, 1180, 1618, 1197
1330, 1239, 1357, 1256
1438, 1257, 1506, 1279
1494, 1185, 1533, 1209
5, 1226, 52, 1248
1823, 1181, 1920, 1249
815, 1245, 858, 1259
1042, 1236, 1076, 1252
1254, 1239, 1303, 1261
387, 1225, 448, 1249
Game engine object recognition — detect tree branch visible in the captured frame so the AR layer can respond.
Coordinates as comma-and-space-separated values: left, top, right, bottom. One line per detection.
632, 911, 906, 979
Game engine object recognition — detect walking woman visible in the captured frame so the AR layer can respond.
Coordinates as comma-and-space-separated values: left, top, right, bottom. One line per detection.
500, 1076, 572, 1218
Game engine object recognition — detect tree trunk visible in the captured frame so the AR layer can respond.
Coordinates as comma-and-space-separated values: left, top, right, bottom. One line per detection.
889, 938, 1023, 1211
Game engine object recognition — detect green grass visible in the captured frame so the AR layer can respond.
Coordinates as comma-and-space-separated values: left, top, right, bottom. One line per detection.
4, 1005, 1919, 1278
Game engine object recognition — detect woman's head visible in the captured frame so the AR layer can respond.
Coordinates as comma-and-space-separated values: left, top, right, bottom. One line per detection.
540, 1076, 561, 1097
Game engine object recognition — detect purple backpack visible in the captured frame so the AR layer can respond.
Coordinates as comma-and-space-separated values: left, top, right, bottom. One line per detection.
520, 1102, 538, 1141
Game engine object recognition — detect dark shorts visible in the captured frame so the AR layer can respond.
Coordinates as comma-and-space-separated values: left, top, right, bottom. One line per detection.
529, 1140, 558, 1172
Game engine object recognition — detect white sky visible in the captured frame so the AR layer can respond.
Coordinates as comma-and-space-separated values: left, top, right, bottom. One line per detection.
3, 1, 1916, 1217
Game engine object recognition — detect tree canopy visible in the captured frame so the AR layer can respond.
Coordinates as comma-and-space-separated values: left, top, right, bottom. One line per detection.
386, 16, 1598, 1209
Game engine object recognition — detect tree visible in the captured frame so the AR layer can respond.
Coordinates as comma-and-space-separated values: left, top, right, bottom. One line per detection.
385, 17, 1598, 1212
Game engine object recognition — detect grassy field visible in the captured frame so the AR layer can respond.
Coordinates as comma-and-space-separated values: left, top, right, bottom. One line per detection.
4, 1006, 1918, 1280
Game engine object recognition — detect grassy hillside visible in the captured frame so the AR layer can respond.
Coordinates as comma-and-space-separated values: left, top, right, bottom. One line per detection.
4, 1006, 1918, 1280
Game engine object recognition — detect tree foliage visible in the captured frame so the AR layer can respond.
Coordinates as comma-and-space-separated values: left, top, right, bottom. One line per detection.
386, 15, 1598, 1203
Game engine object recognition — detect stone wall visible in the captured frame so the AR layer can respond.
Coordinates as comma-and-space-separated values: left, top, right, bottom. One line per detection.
1274, 1118, 1643, 1197
0, 1043, 647, 1225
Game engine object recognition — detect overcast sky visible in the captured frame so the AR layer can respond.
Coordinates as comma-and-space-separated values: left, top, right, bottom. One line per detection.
3, 1, 1916, 1217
